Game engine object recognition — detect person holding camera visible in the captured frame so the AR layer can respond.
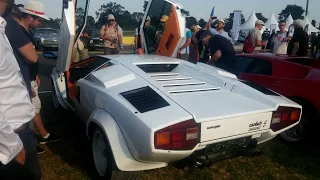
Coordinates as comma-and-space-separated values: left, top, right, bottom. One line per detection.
99, 14, 123, 55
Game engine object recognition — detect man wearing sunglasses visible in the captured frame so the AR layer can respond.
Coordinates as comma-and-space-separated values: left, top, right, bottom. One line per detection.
0, 0, 42, 179
272, 20, 291, 54
99, 14, 123, 55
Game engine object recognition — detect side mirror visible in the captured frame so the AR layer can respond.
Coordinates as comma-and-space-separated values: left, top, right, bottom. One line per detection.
42, 52, 57, 59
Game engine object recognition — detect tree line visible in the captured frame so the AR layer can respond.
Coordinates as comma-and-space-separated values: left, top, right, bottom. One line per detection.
39, 1, 319, 32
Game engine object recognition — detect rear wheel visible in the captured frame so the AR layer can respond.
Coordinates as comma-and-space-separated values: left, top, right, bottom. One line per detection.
91, 126, 141, 180
280, 98, 318, 142
280, 114, 308, 142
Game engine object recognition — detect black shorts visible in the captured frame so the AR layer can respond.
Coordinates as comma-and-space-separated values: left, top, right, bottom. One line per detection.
0, 126, 42, 180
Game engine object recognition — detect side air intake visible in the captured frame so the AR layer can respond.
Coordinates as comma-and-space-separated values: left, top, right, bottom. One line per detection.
120, 86, 170, 113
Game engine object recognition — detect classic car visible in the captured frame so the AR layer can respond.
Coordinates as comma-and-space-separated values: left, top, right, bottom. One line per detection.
43, 0, 302, 179
88, 29, 104, 51
34, 28, 60, 51
235, 53, 320, 142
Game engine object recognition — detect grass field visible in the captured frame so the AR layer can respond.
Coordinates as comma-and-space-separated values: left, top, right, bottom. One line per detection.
38, 93, 320, 180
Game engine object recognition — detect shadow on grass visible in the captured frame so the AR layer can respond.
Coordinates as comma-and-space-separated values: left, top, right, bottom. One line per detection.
260, 130, 320, 179
39, 93, 101, 179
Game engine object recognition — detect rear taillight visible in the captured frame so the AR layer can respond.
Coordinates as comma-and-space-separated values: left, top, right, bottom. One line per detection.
271, 107, 301, 132
154, 120, 199, 150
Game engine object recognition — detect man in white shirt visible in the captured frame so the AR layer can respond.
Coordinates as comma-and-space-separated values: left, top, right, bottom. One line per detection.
272, 20, 291, 54
207, 17, 232, 41
0, 0, 41, 179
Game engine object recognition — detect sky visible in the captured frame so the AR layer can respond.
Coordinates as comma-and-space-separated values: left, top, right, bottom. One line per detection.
15, 0, 320, 27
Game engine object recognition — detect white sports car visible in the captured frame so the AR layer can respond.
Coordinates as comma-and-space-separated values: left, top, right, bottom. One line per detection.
43, 0, 302, 179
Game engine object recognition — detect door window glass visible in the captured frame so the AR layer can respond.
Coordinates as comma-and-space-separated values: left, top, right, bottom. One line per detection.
143, 0, 172, 54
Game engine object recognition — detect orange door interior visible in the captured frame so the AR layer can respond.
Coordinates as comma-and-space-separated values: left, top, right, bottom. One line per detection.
155, 5, 181, 57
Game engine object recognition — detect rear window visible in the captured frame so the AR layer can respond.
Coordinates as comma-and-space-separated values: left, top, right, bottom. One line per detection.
235, 56, 272, 76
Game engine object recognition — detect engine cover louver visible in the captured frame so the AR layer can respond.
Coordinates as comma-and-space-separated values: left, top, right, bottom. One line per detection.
120, 86, 170, 113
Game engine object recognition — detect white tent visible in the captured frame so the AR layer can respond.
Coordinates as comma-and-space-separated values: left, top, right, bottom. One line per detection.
264, 13, 279, 32
303, 16, 319, 34
285, 14, 293, 30
240, 11, 258, 32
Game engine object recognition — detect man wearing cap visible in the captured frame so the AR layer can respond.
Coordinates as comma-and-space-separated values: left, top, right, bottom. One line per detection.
160, 15, 169, 29
249, 20, 267, 51
99, 14, 123, 55
0, 0, 42, 179
287, 19, 309, 56
207, 17, 232, 41
18, 0, 62, 153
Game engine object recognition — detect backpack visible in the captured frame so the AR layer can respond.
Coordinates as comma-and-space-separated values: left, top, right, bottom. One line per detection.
243, 30, 255, 53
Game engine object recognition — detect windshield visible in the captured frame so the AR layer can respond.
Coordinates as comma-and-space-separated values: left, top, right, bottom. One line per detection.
90, 29, 100, 37
36, 29, 60, 36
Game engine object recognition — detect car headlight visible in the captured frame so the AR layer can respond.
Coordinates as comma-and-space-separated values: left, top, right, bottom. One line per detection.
90, 40, 93, 43
40, 38, 45, 43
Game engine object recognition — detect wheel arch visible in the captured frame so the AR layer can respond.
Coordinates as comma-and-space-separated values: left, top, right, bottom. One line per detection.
288, 96, 320, 121
86, 108, 167, 172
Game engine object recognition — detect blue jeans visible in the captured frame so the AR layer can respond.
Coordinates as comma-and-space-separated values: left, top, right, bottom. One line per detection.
0, 126, 42, 180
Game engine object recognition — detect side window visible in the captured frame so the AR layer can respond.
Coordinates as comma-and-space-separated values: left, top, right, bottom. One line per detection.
285, 58, 310, 66
75, 0, 88, 39
234, 56, 254, 73
143, 0, 172, 54
244, 58, 272, 76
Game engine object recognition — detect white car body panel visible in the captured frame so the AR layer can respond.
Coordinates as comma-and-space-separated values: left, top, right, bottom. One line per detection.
58, 54, 301, 165
87, 109, 167, 171
56, 0, 75, 73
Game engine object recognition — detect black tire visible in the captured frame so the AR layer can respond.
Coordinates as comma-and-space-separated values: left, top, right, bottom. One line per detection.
91, 126, 141, 180
279, 114, 308, 142
280, 98, 318, 142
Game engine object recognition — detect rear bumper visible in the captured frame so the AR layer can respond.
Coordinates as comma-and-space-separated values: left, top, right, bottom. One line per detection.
187, 139, 261, 166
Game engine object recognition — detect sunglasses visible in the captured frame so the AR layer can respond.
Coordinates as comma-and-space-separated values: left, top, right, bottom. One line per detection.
108, 19, 115, 21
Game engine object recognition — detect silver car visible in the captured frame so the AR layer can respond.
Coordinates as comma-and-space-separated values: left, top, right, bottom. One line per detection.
34, 28, 60, 51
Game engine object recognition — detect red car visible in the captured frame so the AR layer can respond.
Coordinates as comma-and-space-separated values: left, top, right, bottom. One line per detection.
234, 53, 320, 142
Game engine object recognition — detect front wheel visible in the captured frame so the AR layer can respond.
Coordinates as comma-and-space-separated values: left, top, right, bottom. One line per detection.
280, 114, 308, 142
91, 127, 141, 180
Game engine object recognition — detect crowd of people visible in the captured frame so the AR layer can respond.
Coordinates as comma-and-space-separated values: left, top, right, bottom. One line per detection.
1, 0, 320, 179
0, 0, 63, 179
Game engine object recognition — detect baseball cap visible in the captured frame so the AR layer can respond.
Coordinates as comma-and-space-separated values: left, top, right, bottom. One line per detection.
218, 19, 225, 24
255, 20, 265, 26
108, 14, 115, 20
146, 16, 151, 21
160, 15, 169, 23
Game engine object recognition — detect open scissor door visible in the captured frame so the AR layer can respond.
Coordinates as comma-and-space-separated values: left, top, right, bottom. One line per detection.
56, 0, 90, 73
141, 0, 185, 58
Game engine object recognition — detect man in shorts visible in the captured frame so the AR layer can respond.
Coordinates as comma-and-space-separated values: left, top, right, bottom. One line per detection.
0, 0, 41, 179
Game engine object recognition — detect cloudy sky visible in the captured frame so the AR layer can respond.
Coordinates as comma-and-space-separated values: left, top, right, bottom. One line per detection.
15, 0, 320, 26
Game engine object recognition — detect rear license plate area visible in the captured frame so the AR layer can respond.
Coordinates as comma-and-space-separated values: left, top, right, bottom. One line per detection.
205, 136, 252, 154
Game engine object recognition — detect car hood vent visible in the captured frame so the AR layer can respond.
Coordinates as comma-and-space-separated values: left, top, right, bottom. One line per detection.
120, 86, 170, 113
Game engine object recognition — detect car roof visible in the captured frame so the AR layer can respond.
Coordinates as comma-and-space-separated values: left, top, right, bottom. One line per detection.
237, 53, 309, 61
